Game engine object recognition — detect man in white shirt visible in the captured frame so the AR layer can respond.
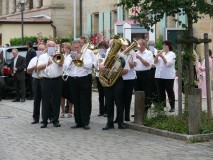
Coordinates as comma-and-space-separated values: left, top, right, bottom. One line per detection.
37, 41, 63, 128
135, 39, 154, 116
27, 44, 46, 124
99, 41, 130, 130
69, 39, 93, 130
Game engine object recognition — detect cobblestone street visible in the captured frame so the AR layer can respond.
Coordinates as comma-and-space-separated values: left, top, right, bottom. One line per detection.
0, 92, 212, 160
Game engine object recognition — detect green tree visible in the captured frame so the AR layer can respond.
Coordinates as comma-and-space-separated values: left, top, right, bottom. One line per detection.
118, 0, 213, 117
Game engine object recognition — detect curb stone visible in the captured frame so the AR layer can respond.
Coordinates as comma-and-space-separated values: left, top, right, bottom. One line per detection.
125, 122, 213, 142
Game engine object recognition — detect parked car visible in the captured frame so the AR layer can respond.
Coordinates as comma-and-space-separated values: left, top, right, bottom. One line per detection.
0, 45, 37, 98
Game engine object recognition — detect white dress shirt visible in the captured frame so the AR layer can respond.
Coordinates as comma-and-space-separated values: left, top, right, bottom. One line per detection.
62, 54, 71, 76
135, 49, 153, 71
63, 50, 93, 77
155, 51, 176, 79
86, 49, 95, 74
122, 50, 137, 80
27, 56, 41, 79
38, 53, 63, 78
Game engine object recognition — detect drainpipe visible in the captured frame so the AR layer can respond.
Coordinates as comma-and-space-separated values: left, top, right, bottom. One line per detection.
51, 21, 57, 39
73, 0, 76, 39
80, 0, 82, 36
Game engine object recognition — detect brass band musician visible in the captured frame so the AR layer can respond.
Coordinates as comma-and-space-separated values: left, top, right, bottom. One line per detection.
37, 40, 63, 128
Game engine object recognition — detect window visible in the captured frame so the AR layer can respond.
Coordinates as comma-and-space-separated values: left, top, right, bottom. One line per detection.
41, 0, 43, 7
29, 0, 33, 9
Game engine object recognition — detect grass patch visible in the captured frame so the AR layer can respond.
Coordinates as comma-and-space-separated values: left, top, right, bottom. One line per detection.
144, 110, 213, 134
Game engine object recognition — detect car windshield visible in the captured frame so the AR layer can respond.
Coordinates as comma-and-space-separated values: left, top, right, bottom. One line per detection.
5, 48, 28, 64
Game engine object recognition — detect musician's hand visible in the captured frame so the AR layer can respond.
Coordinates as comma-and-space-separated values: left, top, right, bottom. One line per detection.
136, 54, 140, 59
158, 51, 163, 57
98, 58, 103, 63
76, 53, 81, 60
47, 59, 52, 66
99, 65, 107, 73
58, 63, 63, 67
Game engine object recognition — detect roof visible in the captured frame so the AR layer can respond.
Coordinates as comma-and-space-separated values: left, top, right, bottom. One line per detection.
0, 17, 52, 24
115, 20, 140, 26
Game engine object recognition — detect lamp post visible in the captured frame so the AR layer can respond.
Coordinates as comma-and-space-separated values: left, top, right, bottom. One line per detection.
20, 0, 26, 46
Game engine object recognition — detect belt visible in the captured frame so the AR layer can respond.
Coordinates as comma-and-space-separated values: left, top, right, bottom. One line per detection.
136, 70, 150, 73
43, 76, 61, 80
71, 75, 88, 79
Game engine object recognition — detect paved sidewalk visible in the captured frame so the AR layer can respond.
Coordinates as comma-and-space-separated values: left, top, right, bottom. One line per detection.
0, 92, 212, 160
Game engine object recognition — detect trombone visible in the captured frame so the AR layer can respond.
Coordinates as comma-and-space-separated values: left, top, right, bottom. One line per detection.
73, 42, 93, 67
45, 45, 64, 75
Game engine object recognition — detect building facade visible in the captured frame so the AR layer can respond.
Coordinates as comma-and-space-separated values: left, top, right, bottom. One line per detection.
82, 0, 213, 53
0, 0, 80, 45
0, 0, 212, 53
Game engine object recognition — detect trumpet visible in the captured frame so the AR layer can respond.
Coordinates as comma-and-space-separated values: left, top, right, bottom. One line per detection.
154, 50, 163, 57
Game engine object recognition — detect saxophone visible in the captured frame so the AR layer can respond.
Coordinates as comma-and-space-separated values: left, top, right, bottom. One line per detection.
99, 35, 128, 87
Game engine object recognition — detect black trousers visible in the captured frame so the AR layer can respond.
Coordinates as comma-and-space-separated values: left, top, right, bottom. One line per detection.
123, 79, 135, 120
104, 77, 124, 126
32, 78, 42, 121
14, 76, 26, 100
150, 68, 158, 104
88, 74, 92, 116
96, 77, 106, 115
156, 78, 175, 109
70, 75, 92, 126
135, 70, 151, 112
26, 73, 34, 98
41, 77, 62, 125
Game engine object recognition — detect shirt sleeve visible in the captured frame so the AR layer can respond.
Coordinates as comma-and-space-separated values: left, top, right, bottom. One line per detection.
63, 56, 72, 70
83, 51, 93, 69
165, 52, 176, 67
27, 58, 36, 69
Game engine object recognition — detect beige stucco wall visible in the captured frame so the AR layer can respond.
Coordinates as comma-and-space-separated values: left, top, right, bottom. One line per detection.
0, 23, 54, 45
194, 15, 213, 58
0, 0, 78, 40
82, 0, 117, 36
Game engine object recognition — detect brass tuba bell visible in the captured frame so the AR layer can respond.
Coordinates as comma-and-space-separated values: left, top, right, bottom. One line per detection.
122, 39, 140, 56
99, 35, 128, 87
53, 45, 64, 65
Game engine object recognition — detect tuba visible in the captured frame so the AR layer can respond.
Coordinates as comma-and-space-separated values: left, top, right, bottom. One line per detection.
99, 35, 128, 87
53, 45, 64, 65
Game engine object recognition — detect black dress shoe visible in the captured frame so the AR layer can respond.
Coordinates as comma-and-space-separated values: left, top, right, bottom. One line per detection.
125, 119, 130, 122
12, 99, 20, 102
26, 97, 33, 100
169, 108, 175, 112
103, 114, 107, 117
83, 125, 90, 130
31, 121, 39, 124
102, 124, 114, 130
71, 124, 82, 129
20, 99, 25, 102
53, 122, 61, 127
40, 121, 44, 124
118, 124, 128, 129
41, 124, 47, 128
113, 119, 118, 123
